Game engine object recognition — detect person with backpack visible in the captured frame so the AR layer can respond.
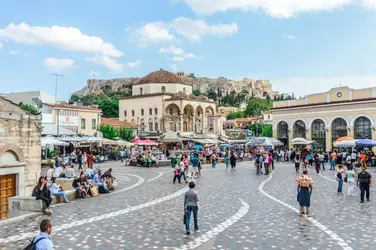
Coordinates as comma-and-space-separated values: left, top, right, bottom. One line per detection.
25, 219, 53, 250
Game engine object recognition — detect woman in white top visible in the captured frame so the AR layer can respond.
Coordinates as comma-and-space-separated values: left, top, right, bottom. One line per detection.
50, 177, 70, 203
346, 166, 356, 196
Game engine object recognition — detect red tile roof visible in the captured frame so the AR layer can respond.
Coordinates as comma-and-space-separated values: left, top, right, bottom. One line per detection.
101, 117, 138, 128
46, 103, 102, 112
135, 69, 190, 86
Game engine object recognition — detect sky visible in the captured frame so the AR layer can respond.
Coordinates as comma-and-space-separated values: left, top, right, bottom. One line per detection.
1, 0, 376, 100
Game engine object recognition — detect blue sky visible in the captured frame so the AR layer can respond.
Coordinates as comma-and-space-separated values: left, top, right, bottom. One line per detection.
1, 0, 376, 100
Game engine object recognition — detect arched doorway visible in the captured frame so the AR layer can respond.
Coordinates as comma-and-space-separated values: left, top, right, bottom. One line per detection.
183, 121, 188, 132
332, 118, 347, 143
354, 117, 372, 139
293, 120, 306, 139
311, 119, 326, 151
277, 121, 289, 146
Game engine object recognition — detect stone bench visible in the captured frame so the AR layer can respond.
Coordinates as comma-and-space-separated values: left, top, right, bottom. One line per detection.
8, 190, 76, 213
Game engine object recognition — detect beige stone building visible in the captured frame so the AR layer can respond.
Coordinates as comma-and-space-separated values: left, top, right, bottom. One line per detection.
119, 70, 221, 134
0, 97, 41, 220
271, 87, 376, 150
42, 104, 102, 136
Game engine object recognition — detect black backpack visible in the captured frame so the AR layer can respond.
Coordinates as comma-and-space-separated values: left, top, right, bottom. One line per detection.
23, 237, 47, 250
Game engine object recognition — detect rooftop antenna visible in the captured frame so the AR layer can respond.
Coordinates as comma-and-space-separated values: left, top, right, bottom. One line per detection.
49, 73, 64, 103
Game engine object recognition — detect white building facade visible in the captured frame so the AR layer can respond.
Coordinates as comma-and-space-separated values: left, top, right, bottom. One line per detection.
119, 70, 221, 134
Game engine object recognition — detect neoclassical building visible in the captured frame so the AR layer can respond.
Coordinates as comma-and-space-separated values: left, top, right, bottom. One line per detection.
119, 70, 220, 134
271, 86, 376, 150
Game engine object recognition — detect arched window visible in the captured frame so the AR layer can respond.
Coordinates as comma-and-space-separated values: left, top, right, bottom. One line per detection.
170, 108, 173, 115
311, 119, 326, 151
277, 121, 289, 146
149, 118, 153, 131
140, 87, 143, 95
140, 118, 145, 131
354, 117, 372, 139
149, 108, 152, 115
332, 118, 347, 142
141, 109, 144, 116
293, 120, 306, 139
132, 110, 135, 116
155, 108, 158, 115
161, 86, 166, 93
177, 122, 181, 131
168, 119, 174, 131
131, 119, 135, 123
124, 110, 127, 117
183, 87, 186, 93
155, 123, 158, 132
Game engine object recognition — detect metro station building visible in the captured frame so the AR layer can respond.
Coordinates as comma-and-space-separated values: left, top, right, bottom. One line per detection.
271, 87, 376, 150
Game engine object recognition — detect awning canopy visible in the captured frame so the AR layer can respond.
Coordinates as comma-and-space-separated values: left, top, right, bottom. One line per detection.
41, 137, 69, 147
248, 137, 284, 147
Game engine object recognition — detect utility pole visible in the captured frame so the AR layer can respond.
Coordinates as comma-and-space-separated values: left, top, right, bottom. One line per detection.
49, 73, 64, 103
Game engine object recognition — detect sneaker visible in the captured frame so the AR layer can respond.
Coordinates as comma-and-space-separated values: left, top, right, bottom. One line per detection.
367, 199, 370, 201
360, 200, 364, 203
186, 231, 190, 235
195, 227, 199, 232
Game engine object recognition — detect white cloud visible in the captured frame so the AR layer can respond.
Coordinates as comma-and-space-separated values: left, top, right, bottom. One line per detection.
183, 0, 359, 18
127, 60, 142, 68
8, 50, 20, 55
85, 55, 125, 73
172, 56, 185, 62
171, 64, 178, 72
283, 34, 297, 40
171, 17, 238, 41
0, 23, 123, 57
43, 57, 75, 72
133, 22, 175, 46
272, 75, 376, 97
88, 70, 100, 77
159, 46, 196, 62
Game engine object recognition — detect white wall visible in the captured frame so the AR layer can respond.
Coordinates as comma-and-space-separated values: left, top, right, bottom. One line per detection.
132, 83, 192, 96
7, 91, 56, 107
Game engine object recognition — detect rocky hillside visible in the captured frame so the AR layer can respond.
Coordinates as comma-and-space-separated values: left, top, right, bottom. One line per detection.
75, 73, 278, 99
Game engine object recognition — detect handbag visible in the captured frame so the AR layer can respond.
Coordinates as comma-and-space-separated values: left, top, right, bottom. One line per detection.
344, 176, 348, 183
183, 212, 186, 225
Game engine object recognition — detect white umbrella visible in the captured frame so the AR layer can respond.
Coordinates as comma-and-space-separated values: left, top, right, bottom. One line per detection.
116, 140, 134, 146
248, 137, 284, 147
333, 139, 357, 148
290, 137, 309, 145
41, 137, 69, 147
102, 138, 117, 145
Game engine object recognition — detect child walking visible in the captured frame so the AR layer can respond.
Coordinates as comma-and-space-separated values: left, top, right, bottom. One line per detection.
173, 165, 181, 184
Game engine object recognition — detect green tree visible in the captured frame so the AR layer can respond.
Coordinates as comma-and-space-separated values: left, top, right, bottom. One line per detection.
99, 124, 118, 140
261, 125, 273, 137
19, 103, 39, 115
69, 93, 80, 104
192, 89, 201, 96
96, 99, 119, 118
244, 97, 272, 117
227, 111, 245, 119
118, 126, 135, 141
207, 90, 217, 101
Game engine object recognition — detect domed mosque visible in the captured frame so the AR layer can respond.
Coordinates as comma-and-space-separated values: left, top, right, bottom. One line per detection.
119, 69, 220, 134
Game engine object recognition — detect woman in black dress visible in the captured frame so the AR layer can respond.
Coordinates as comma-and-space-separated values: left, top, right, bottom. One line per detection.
35, 176, 52, 214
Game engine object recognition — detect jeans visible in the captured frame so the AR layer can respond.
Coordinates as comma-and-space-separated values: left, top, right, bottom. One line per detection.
96, 181, 108, 190
226, 162, 229, 170
360, 184, 370, 201
78, 160, 82, 170
185, 205, 198, 232
264, 163, 269, 174
53, 191, 69, 202
330, 160, 336, 170
337, 180, 343, 193
319, 161, 325, 170
180, 171, 187, 182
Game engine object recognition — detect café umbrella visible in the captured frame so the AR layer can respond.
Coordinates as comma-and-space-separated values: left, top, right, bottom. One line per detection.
290, 138, 309, 145
355, 139, 376, 147
333, 139, 357, 148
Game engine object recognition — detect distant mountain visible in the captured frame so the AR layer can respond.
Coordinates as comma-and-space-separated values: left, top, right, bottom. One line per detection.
74, 72, 278, 99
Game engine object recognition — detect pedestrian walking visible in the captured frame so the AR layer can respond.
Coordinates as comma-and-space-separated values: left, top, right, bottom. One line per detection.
263, 153, 269, 175
346, 166, 356, 196
336, 165, 344, 194
173, 166, 181, 184
180, 160, 188, 183
330, 152, 336, 170
26, 219, 53, 250
230, 152, 237, 171
294, 155, 300, 173
314, 153, 320, 174
319, 152, 325, 170
225, 154, 230, 170
297, 170, 313, 217
184, 181, 199, 235
254, 152, 262, 174
357, 166, 372, 203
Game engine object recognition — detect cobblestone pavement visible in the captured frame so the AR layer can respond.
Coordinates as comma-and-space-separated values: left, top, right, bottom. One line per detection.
1, 161, 375, 249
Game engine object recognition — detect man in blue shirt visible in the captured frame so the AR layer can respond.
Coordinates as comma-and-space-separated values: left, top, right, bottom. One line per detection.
34, 219, 53, 250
